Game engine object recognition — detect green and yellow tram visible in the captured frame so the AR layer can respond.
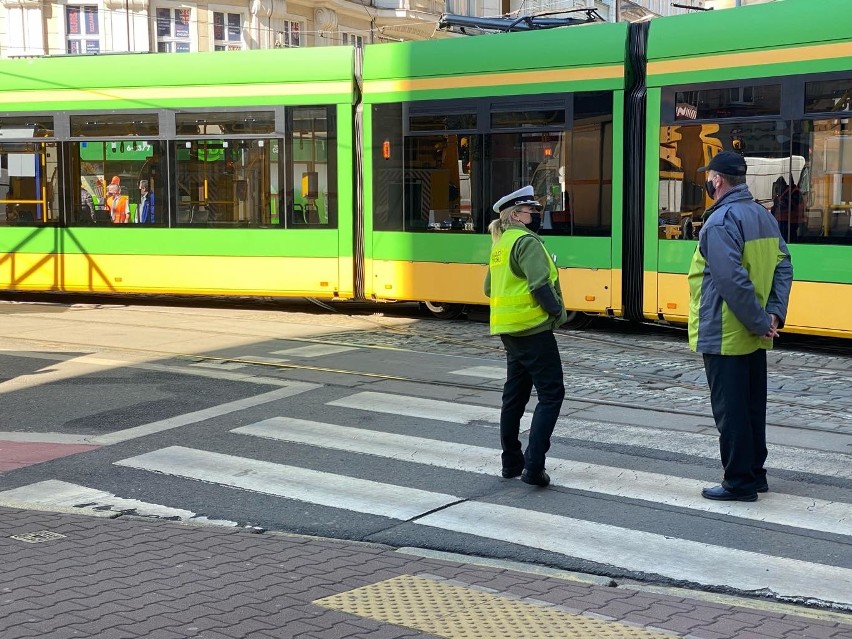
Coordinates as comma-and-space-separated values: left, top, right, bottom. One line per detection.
641, 0, 852, 338
0, 0, 849, 338
0, 48, 355, 298
362, 21, 627, 325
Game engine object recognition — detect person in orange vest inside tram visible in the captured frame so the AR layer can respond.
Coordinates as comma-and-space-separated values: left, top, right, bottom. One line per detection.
106, 176, 130, 224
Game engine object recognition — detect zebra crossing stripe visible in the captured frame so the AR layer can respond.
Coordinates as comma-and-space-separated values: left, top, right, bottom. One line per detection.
416, 501, 852, 607
233, 418, 852, 537
0, 480, 235, 525
330, 390, 851, 481
448, 366, 506, 380
110, 442, 852, 607
91, 383, 318, 445
555, 419, 852, 481
113, 446, 458, 520
328, 391, 531, 427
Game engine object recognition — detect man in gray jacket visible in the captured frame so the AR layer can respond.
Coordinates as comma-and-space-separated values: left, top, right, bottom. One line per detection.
688, 152, 793, 502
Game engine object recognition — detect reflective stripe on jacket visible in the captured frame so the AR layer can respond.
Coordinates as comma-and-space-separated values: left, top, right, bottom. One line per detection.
489, 228, 558, 335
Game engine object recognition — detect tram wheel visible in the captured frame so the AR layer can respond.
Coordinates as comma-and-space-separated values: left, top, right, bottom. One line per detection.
562, 310, 595, 329
423, 301, 465, 320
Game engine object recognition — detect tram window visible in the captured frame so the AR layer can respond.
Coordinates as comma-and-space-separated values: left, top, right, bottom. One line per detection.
792, 119, 852, 246
565, 95, 613, 236
0, 142, 60, 226
175, 111, 276, 136
488, 130, 565, 231
0, 116, 54, 138
70, 114, 159, 138
284, 106, 337, 228
674, 84, 781, 120
372, 103, 404, 231
657, 121, 791, 241
409, 113, 476, 133
484, 93, 612, 238
68, 140, 167, 226
173, 138, 281, 227
805, 78, 852, 114
574, 92, 613, 120
491, 109, 565, 130
400, 133, 480, 233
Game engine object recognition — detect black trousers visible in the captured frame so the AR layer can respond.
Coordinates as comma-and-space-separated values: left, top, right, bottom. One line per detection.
499, 330, 565, 473
703, 350, 768, 494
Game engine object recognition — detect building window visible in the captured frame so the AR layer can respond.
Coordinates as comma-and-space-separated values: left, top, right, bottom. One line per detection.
340, 31, 364, 49
156, 7, 193, 52
341, 32, 364, 48
66, 5, 100, 54
446, 0, 478, 15
275, 20, 302, 48
213, 11, 243, 50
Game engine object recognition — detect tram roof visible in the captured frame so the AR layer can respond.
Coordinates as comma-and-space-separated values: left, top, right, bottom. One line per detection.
362, 21, 628, 103
646, 0, 852, 86
0, 48, 356, 112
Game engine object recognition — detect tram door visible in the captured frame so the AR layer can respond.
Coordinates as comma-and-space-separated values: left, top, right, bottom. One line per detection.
0, 141, 59, 226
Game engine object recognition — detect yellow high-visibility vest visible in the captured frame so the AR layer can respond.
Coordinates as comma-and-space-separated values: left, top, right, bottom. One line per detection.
489, 228, 557, 335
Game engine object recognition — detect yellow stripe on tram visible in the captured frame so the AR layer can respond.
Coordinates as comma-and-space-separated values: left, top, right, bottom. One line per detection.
364, 65, 624, 94
648, 41, 852, 77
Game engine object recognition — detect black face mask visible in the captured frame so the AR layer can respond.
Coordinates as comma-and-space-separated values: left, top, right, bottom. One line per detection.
526, 212, 542, 233
705, 179, 717, 199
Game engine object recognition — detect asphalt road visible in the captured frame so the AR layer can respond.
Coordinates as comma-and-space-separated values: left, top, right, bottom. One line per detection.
1, 299, 851, 609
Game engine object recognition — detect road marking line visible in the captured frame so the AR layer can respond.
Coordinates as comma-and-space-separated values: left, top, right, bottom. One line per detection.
0, 480, 237, 525
234, 355, 290, 364
189, 361, 247, 370
272, 345, 358, 357
417, 501, 852, 606
556, 418, 852, 480
0, 432, 94, 445
114, 446, 458, 520
111, 439, 852, 607
91, 383, 318, 445
448, 366, 506, 380
234, 418, 852, 537
328, 391, 530, 427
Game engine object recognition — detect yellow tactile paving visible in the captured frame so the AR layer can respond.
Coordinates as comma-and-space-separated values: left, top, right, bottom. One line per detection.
313, 575, 677, 639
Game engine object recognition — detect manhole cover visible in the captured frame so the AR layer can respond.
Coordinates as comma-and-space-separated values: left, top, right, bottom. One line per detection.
11, 530, 67, 544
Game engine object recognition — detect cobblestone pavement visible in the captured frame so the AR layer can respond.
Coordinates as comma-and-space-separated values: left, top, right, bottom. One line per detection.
3, 506, 851, 639
306, 317, 852, 434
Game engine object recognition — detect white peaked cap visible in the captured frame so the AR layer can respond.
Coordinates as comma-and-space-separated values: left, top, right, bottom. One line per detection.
492, 185, 542, 214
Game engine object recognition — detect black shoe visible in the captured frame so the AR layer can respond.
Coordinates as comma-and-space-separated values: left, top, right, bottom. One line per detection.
501, 465, 524, 479
755, 482, 769, 493
521, 469, 550, 487
701, 485, 757, 502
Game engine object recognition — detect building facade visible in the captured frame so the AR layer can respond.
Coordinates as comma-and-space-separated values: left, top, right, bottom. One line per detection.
0, 0, 455, 57
0, 0, 754, 58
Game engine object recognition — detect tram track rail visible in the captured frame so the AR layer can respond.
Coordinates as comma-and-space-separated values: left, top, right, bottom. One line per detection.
2, 299, 850, 429
3, 297, 852, 420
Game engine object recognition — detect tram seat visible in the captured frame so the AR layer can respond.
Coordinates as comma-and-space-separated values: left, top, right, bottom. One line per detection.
74, 205, 93, 224
191, 209, 209, 224
15, 210, 36, 225
805, 209, 823, 235
292, 204, 306, 224
829, 209, 851, 236
662, 224, 682, 239
93, 210, 112, 224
